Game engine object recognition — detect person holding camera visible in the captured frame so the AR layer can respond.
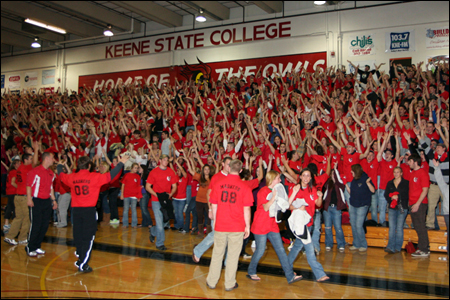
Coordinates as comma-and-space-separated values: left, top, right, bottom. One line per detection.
384, 167, 409, 254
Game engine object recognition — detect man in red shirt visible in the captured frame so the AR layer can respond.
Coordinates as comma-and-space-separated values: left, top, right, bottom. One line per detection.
4, 151, 38, 246
407, 154, 430, 258
59, 155, 127, 272
25, 152, 57, 257
206, 159, 253, 291
146, 155, 178, 251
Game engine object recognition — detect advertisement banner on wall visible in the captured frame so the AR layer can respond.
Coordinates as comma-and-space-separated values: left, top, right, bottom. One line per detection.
348, 33, 375, 56
385, 30, 415, 52
1, 75, 4, 89
426, 27, 449, 50
24, 71, 38, 87
44, 87, 55, 95
79, 52, 327, 91
42, 69, 56, 85
8, 74, 21, 89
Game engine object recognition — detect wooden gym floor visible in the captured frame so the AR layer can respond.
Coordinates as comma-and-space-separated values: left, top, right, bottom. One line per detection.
1, 211, 449, 299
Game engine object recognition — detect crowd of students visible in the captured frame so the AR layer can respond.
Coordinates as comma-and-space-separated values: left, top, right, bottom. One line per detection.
1, 59, 449, 274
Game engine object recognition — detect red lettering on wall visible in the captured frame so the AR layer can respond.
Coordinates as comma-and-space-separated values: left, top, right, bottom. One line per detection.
279, 22, 291, 38
242, 27, 252, 42
221, 29, 232, 44
232, 28, 242, 43
174, 36, 184, 50
105, 46, 113, 58
210, 31, 220, 46
266, 23, 277, 39
133, 43, 141, 55
141, 40, 150, 54
194, 33, 204, 48
253, 25, 265, 41
123, 43, 132, 56
154, 39, 164, 53
165, 36, 174, 51
185, 34, 194, 48
114, 44, 122, 57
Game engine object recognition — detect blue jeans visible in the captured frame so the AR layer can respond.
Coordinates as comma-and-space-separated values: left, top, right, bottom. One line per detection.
140, 193, 152, 227
311, 210, 322, 252
53, 192, 60, 222
374, 188, 387, 224
173, 199, 186, 229
323, 205, 346, 249
122, 197, 138, 227
349, 204, 369, 248
344, 183, 351, 205
387, 208, 408, 252
150, 201, 165, 247
193, 220, 215, 259
368, 192, 377, 222
249, 232, 295, 282
102, 192, 110, 214
288, 227, 327, 280
184, 196, 198, 232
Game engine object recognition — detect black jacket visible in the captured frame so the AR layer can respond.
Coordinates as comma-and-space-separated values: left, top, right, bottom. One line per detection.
384, 178, 409, 210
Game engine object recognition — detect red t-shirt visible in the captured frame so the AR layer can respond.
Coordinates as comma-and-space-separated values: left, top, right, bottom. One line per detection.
289, 160, 302, 173
340, 148, 361, 184
209, 174, 254, 232
378, 159, 398, 190
208, 171, 228, 191
121, 172, 143, 199
16, 164, 34, 195
173, 175, 188, 199
408, 168, 430, 205
289, 186, 318, 227
360, 157, 379, 189
146, 167, 177, 202
251, 186, 280, 235
27, 165, 55, 199
6, 170, 17, 195
130, 137, 147, 151
60, 170, 111, 207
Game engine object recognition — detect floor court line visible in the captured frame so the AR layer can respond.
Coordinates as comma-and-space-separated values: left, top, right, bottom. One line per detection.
1, 269, 41, 279
139, 272, 208, 299
46, 257, 137, 281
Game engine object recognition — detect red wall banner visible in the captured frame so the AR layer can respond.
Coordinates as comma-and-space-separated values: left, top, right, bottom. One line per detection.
78, 52, 326, 91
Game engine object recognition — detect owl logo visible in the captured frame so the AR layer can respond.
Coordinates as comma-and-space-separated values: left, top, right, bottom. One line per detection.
389, 165, 393, 169
349, 158, 353, 163
370, 164, 374, 169
167, 176, 171, 181
134, 178, 137, 182
414, 177, 418, 183
310, 194, 314, 201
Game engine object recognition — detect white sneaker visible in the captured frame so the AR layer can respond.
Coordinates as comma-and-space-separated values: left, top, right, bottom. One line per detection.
288, 241, 294, 251
251, 240, 256, 248
339, 247, 345, 253
4, 238, 18, 246
28, 251, 38, 257
18, 239, 28, 245
35, 248, 46, 254
325, 247, 332, 251
411, 250, 430, 258
74, 251, 79, 258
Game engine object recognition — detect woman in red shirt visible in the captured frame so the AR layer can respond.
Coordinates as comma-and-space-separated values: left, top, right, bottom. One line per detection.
247, 170, 303, 284
171, 159, 188, 231
287, 168, 329, 282
3, 160, 20, 233
120, 163, 143, 228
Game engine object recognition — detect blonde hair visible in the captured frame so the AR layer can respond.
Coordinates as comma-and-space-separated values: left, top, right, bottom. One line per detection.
266, 170, 279, 187
100, 161, 110, 173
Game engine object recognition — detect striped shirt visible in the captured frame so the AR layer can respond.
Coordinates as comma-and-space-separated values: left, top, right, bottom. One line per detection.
26, 165, 55, 199
420, 139, 449, 184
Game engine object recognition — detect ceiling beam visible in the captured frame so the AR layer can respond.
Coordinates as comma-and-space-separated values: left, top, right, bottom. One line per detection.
110, 1, 182, 28
1, 17, 65, 42
45, 1, 139, 33
1, 1, 104, 37
181, 1, 229, 20
252, 1, 283, 14
1, 30, 34, 49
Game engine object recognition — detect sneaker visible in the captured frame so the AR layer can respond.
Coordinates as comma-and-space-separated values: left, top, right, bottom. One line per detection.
251, 240, 256, 248
384, 248, 395, 254
27, 251, 38, 257
156, 245, 167, 251
288, 241, 294, 252
74, 260, 81, 268
315, 249, 320, 256
4, 238, 18, 246
203, 227, 207, 234
53, 222, 58, 226
206, 282, 216, 289
35, 248, 46, 255
170, 227, 178, 231
411, 250, 430, 258
349, 246, 358, 251
325, 247, 332, 251
110, 219, 120, 224
149, 234, 155, 243
3, 224, 11, 233
74, 251, 79, 258
79, 264, 93, 273
242, 252, 252, 259
179, 229, 187, 234
225, 282, 239, 292
339, 247, 345, 253
359, 248, 367, 252
18, 239, 28, 245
